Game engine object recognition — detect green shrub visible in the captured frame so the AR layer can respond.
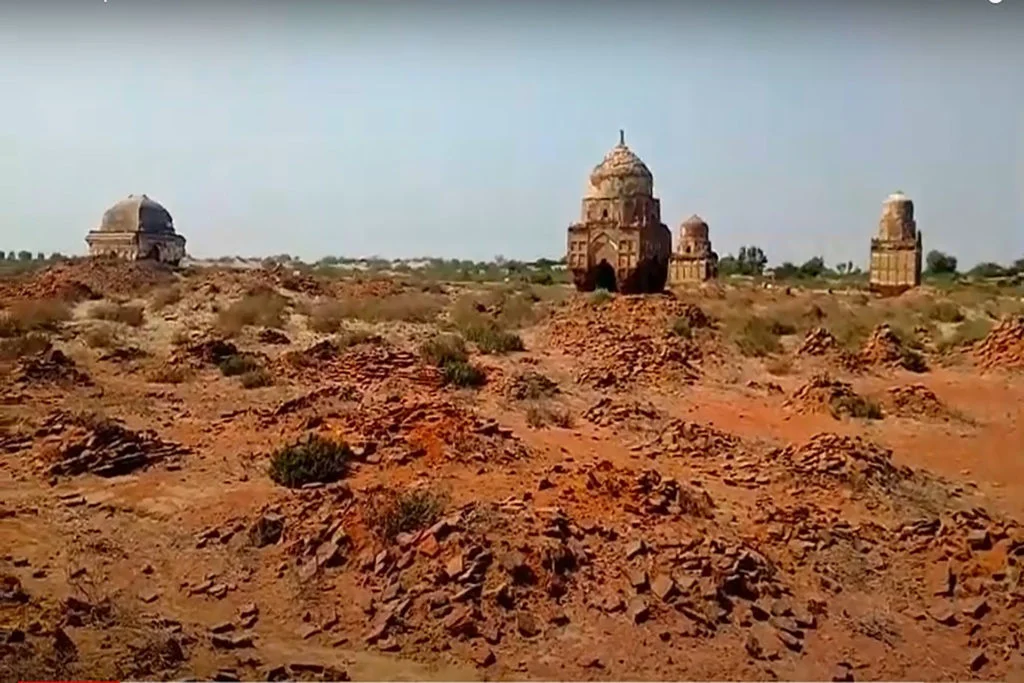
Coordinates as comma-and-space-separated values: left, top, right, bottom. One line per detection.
939, 318, 992, 351
366, 488, 449, 541
268, 434, 351, 488
217, 354, 262, 377
589, 290, 613, 306
440, 359, 486, 387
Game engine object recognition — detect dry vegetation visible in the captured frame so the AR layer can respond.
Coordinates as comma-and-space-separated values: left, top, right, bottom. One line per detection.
3, 259, 1024, 682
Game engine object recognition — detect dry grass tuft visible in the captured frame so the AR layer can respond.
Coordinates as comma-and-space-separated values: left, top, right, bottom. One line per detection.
366, 488, 449, 541
90, 301, 146, 327
0, 332, 51, 360
217, 292, 289, 336
146, 363, 190, 384
150, 286, 182, 311
0, 299, 71, 337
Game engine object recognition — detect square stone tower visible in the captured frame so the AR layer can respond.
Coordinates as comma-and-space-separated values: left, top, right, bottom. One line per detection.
669, 214, 718, 284
566, 131, 672, 293
869, 191, 922, 295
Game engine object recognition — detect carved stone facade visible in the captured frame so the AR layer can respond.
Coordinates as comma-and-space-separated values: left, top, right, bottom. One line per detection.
869, 192, 922, 295
85, 195, 186, 266
669, 214, 718, 284
566, 132, 672, 293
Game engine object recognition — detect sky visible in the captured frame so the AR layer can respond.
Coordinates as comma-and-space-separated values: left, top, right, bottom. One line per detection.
1, 0, 1022, 267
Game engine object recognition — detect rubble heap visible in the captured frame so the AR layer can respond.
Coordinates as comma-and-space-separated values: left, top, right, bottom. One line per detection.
0, 259, 174, 303
796, 327, 838, 356
973, 315, 1024, 370
15, 348, 92, 386
885, 384, 951, 420
33, 412, 189, 477
582, 397, 664, 430
785, 373, 876, 419
497, 371, 560, 401
770, 433, 910, 489
280, 339, 440, 390
859, 324, 906, 366
544, 296, 705, 389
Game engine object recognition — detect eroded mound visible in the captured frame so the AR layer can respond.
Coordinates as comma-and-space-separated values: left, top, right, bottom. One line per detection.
0, 259, 174, 303
973, 315, 1024, 370
544, 296, 705, 389
582, 397, 664, 429
770, 433, 910, 489
796, 327, 838, 356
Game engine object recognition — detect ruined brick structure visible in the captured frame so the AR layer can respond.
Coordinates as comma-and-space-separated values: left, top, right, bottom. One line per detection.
869, 191, 922, 295
86, 194, 186, 266
669, 214, 718, 284
567, 131, 672, 293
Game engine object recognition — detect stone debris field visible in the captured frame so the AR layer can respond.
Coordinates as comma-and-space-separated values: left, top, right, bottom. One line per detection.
1, 259, 1024, 681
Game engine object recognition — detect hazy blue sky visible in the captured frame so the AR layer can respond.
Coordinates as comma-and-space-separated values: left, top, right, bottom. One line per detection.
1, 0, 1021, 266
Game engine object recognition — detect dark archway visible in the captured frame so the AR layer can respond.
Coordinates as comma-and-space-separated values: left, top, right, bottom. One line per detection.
594, 259, 617, 292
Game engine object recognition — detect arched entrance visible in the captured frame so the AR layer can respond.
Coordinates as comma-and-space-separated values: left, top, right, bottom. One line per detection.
594, 259, 617, 292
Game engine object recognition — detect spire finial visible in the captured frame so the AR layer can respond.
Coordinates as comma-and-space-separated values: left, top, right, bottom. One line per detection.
619, 129, 625, 145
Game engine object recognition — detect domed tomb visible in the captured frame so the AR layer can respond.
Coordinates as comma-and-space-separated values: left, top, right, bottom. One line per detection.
85, 194, 187, 265
669, 214, 718, 284
566, 131, 671, 293
869, 191, 922, 295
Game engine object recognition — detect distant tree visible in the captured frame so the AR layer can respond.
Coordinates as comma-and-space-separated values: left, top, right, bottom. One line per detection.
836, 262, 848, 275
736, 246, 768, 276
1011, 257, 1024, 275
36, 252, 45, 261
799, 256, 826, 278
494, 255, 507, 266
318, 255, 341, 266
533, 257, 559, 269
968, 262, 1007, 278
717, 254, 739, 276
17, 250, 32, 262
6, 252, 15, 261
773, 262, 800, 279
49, 252, 65, 261
925, 250, 958, 275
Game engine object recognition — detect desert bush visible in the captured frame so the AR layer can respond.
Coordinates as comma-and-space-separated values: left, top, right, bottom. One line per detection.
0, 299, 71, 336
419, 333, 469, 366
150, 286, 182, 311
217, 353, 262, 377
926, 300, 965, 323
440, 359, 486, 387
217, 292, 289, 336
938, 318, 992, 351
366, 488, 449, 541
899, 349, 928, 373
307, 300, 347, 333
767, 318, 797, 336
268, 434, 351, 488
765, 356, 793, 376
670, 317, 692, 339
733, 316, 783, 357
316, 293, 444, 324
336, 328, 375, 349
146, 364, 190, 384
82, 325, 118, 349
240, 368, 274, 388
525, 402, 573, 429
90, 301, 146, 327
831, 395, 883, 420
589, 290, 613, 306
465, 324, 524, 354
0, 332, 51, 360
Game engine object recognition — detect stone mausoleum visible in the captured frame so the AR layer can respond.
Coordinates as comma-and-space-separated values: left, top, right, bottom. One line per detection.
85, 194, 186, 266
869, 191, 922, 295
669, 214, 718, 284
566, 131, 672, 293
